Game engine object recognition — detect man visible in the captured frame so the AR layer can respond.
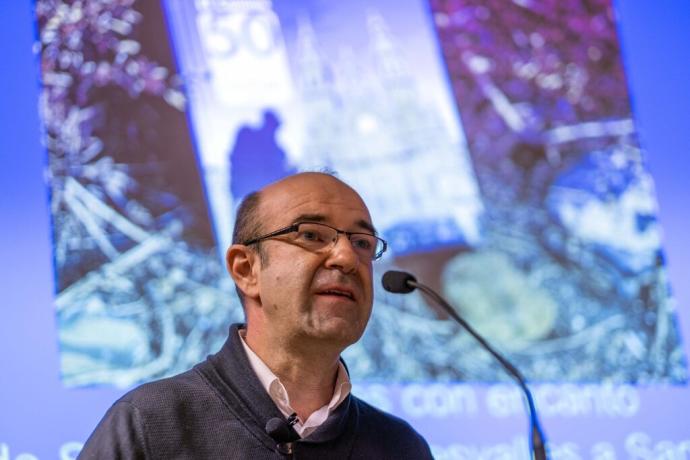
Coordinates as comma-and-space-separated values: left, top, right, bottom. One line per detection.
79, 172, 433, 459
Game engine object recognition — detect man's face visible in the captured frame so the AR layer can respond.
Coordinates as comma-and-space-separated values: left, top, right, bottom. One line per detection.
253, 174, 375, 348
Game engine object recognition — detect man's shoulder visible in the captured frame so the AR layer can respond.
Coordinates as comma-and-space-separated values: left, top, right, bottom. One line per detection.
350, 394, 433, 458
351, 395, 412, 431
78, 358, 260, 459
116, 365, 212, 415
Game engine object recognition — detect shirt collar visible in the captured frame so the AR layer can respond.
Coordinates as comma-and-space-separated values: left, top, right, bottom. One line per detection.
238, 329, 352, 437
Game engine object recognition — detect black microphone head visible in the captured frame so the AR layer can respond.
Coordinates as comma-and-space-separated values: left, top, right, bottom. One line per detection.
382, 270, 417, 294
265, 417, 297, 443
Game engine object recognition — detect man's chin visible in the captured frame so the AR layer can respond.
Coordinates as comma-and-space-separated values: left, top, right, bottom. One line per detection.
307, 317, 366, 346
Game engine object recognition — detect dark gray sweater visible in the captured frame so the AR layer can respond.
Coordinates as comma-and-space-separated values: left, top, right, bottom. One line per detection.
78, 324, 434, 459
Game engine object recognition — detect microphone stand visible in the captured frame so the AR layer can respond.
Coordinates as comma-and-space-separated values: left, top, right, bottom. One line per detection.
409, 280, 548, 460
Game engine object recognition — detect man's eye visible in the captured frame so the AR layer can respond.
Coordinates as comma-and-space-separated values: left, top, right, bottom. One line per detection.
351, 237, 373, 250
299, 230, 322, 242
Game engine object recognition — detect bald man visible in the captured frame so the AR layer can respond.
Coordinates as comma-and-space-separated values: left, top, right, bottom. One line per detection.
79, 173, 433, 459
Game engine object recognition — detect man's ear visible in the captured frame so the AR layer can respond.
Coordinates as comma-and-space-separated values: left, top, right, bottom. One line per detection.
226, 244, 260, 300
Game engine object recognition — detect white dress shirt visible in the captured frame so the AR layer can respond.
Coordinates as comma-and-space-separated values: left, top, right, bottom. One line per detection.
238, 330, 352, 438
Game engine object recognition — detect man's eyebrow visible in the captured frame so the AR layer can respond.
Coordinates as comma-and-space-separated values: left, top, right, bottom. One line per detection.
293, 214, 326, 224
355, 219, 377, 235
293, 214, 377, 235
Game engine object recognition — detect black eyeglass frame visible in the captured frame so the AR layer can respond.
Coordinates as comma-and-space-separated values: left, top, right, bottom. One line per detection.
242, 221, 388, 261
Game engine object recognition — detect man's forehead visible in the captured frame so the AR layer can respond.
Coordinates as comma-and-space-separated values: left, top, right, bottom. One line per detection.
259, 173, 374, 230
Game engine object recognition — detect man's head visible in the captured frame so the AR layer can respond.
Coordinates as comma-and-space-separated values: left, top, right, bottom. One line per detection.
226, 172, 377, 351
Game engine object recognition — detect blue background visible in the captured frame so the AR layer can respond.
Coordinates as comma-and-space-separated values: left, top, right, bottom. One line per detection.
1, 1, 689, 458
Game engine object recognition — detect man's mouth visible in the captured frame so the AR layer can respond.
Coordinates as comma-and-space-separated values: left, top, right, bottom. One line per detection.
316, 287, 355, 301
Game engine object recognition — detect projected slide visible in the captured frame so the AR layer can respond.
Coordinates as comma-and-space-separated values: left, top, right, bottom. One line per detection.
38, 0, 686, 389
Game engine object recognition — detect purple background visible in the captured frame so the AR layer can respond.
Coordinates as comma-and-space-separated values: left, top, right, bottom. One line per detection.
1, 0, 689, 458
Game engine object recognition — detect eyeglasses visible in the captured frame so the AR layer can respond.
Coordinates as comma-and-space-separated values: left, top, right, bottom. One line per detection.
243, 221, 388, 261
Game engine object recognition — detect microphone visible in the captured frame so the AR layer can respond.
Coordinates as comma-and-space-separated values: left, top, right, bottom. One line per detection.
265, 415, 300, 456
381, 270, 417, 293
382, 270, 549, 460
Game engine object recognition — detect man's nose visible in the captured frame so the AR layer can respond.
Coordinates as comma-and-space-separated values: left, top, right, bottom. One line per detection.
324, 234, 360, 273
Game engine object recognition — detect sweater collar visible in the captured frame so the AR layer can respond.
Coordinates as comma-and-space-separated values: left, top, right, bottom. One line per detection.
196, 323, 354, 446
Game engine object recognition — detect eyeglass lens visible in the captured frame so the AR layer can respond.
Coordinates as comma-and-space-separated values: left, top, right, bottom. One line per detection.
294, 222, 383, 260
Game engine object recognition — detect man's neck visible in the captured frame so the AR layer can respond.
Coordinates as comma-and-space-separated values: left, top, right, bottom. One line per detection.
244, 327, 343, 421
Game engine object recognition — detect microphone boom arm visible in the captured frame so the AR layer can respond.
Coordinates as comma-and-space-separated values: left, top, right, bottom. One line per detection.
408, 280, 548, 460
